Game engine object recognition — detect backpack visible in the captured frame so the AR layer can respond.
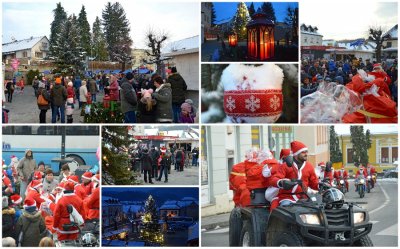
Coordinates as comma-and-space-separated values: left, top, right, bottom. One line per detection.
37, 90, 48, 106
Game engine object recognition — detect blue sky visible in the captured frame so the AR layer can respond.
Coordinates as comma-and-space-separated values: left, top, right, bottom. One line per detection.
2, 0, 199, 48
213, 2, 298, 24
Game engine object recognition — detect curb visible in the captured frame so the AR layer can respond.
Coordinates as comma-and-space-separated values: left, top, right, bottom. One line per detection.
201, 220, 229, 231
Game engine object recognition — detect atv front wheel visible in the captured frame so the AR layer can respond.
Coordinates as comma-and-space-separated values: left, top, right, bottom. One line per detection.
239, 220, 254, 247
271, 231, 305, 247
229, 207, 243, 246
353, 235, 373, 246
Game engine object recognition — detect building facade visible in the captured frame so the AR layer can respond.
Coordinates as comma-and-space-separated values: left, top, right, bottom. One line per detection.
2, 36, 49, 62
201, 125, 329, 217
201, 2, 213, 43
382, 24, 398, 59
301, 24, 323, 46
102, 197, 124, 227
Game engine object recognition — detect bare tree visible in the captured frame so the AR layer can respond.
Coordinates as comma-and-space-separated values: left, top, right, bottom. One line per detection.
368, 26, 388, 63
144, 28, 169, 76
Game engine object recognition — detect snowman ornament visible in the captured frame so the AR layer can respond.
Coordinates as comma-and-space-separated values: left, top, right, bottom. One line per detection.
221, 64, 284, 123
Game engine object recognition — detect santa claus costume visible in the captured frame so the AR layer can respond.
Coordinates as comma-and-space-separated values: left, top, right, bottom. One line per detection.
2, 170, 14, 195
25, 179, 45, 209
53, 182, 85, 241
334, 165, 349, 191
85, 174, 100, 220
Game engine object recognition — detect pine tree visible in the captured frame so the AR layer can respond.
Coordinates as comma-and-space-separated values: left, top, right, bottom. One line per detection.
211, 3, 217, 27
329, 126, 343, 163
248, 2, 256, 17
231, 2, 251, 40
102, 2, 133, 70
350, 126, 372, 166
102, 126, 138, 185
140, 195, 164, 245
92, 16, 109, 61
77, 5, 92, 56
261, 2, 276, 23
284, 7, 299, 45
49, 2, 67, 58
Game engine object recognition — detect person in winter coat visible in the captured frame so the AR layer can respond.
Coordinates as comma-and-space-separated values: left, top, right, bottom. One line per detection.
50, 78, 67, 123
66, 82, 75, 123
149, 146, 160, 179
2, 196, 17, 241
120, 73, 138, 123
52, 182, 85, 241
174, 148, 185, 172
17, 149, 37, 199
32, 76, 40, 96
42, 169, 58, 194
79, 81, 89, 116
108, 75, 120, 101
156, 148, 171, 183
167, 67, 187, 122
269, 141, 319, 211
85, 174, 99, 220
138, 89, 157, 123
191, 147, 199, 166
141, 149, 153, 184
15, 198, 46, 247
36, 82, 50, 123
89, 77, 98, 102
179, 102, 195, 123
73, 76, 82, 108
5, 81, 14, 103
152, 77, 173, 123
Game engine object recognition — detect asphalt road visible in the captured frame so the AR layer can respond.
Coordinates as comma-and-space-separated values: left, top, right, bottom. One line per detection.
137, 165, 199, 185
201, 179, 398, 247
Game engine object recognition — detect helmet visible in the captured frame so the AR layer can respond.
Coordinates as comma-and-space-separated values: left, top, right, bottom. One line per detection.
322, 188, 344, 204
81, 233, 97, 247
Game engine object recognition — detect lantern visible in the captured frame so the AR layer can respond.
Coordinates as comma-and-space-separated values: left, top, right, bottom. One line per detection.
228, 33, 238, 47
103, 95, 110, 109
246, 9, 275, 60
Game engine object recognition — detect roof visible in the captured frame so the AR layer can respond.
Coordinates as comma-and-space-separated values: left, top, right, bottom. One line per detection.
123, 204, 144, 213
159, 204, 181, 210
3, 36, 47, 54
300, 24, 322, 36
383, 24, 398, 39
162, 36, 199, 56
324, 40, 376, 53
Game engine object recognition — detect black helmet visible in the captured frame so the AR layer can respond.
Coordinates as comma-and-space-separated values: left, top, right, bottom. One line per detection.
325, 161, 332, 172
322, 188, 344, 204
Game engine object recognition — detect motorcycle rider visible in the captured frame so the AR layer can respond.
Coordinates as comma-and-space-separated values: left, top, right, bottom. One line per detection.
355, 165, 368, 191
269, 141, 319, 210
334, 165, 349, 192
366, 163, 377, 188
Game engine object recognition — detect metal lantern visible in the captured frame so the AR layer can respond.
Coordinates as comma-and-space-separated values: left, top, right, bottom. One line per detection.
247, 9, 275, 60
103, 95, 110, 109
228, 33, 238, 47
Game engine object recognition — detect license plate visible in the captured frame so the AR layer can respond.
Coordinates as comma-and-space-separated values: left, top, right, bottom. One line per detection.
335, 232, 345, 241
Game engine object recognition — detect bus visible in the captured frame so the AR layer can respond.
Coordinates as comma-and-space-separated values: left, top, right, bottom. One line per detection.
2, 126, 100, 175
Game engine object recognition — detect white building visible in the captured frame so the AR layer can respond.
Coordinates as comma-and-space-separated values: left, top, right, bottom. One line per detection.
382, 24, 398, 59
300, 24, 323, 46
324, 40, 376, 62
2, 36, 49, 62
201, 125, 329, 217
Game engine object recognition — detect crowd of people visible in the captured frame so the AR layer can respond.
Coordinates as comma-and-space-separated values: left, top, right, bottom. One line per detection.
229, 140, 378, 210
130, 145, 199, 184
2, 150, 99, 247
301, 57, 398, 102
4, 66, 198, 124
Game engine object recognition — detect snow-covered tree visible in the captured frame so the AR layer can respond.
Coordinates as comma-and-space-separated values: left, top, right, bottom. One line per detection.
49, 2, 67, 58
78, 5, 92, 56
92, 16, 109, 61
231, 2, 251, 40
140, 195, 163, 245
102, 2, 133, 70
145, 28, 168, 76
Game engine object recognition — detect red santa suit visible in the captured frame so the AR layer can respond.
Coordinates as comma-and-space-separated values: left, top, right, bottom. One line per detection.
85, 187, 99, 220
355, 167, 368, 178
334, 167, 349, 190
53, 182, 85, 241
229, 161, 247, 206
2, 171, 13, 194
269, 141, 319, 210
366, 165, 376, 176
25, 180, 45, 209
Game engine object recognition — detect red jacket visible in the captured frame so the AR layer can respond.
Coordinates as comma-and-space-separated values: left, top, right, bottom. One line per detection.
2, 176, 13, 194
26, 187, 45, 209
366, 167, 376, 176
334, 169, 349, 180
229, 162, 247, 206
324, 171, 334, 184
53, 192, 85, 241
270, 161, 319, 204
75, 182, 93, 200
67, 86, 75, 99
85, 187, 99, 220
355, 169, 368, 178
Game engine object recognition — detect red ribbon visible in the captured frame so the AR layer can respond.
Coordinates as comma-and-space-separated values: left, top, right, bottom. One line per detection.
224, 89, 283, 117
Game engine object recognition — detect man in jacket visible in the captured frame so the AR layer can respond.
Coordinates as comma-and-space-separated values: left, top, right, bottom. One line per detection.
141, 149, 153, 184
334, 165, 349, 192
269, 141, 319, 210
152, 77, 173, 123
167, 67, 187, 123
17, 149, 37, 199
150, 146, 160, 179
50, 78, 67, 123
120, 72, 138, 123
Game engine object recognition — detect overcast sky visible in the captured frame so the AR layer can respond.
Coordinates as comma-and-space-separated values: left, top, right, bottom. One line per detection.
3, 0, 199, 48
334, 124, 398, 135
301, 1, 398, 40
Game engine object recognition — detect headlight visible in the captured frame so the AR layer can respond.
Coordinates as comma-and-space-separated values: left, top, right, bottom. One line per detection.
354, 212, 365, 224
360, 179, 365, 184
367, 176, 371, 179
299, 214, 321, 225
340, 180, 344, 184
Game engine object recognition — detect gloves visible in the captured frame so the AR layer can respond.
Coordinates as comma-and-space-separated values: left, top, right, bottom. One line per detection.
262, 165, 271, 177
307, 188, 318, 195
279, 179, 297, 190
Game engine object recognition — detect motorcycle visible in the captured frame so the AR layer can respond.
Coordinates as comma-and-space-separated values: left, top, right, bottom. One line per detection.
356, 175, 366, 198
336, 177, 347, 194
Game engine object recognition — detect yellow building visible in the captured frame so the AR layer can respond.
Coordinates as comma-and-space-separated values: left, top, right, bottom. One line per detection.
339, 132, 398, 173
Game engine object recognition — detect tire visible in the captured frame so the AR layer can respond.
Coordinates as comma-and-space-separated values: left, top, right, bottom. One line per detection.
229, 208, 243, 246
271, 231, 305, 247
359, 185, 364, 198
367, 182, 371, 193
353, 235, 373, 246
239, 220, 254, 247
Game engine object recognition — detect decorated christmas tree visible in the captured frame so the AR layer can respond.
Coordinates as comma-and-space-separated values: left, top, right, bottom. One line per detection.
102, 126, 139, 185
140, 195, 164, 245
231, 2, 251, 40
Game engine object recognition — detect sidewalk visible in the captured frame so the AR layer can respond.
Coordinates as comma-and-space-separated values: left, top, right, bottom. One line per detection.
201, 212, 230, 231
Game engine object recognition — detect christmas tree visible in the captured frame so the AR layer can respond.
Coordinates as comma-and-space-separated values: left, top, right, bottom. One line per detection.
77, 5, 92, 56
92, 16, 109, 61
231, 2, 250, 40
102, 126, 139, 185
140, 195, 164, 245
84, 102, 124, 123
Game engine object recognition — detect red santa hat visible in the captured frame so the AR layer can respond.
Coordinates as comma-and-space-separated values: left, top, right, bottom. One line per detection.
92, 174, 100, 182
291, 141, 308, 156
341, 164, 345, 169
56, 182, 65, 191
64, 181, 75, 191
318, 162, 326, 167
23, 198, 37, 209
160, 147, 167, 153
81, 172, 93, 181
10, 194, 23, 205
359, 166, 365, 170
279, 149, 291, 160
67, 175, 79, 185
31, 179, 43, 189
373, 63, 382, 71
33, 171, 43, 180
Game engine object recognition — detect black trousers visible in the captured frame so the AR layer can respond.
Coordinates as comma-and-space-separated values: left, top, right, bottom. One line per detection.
157, 165, 168, 181
39, 109, 47, 123
144, 170, 152, 183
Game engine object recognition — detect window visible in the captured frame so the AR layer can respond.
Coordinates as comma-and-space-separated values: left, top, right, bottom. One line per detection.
41, 42, 48, 49
347, 148, 354, 163
22, 51, 28, 57
35, 52, 43, 58
386, 41, 392, 48
304, 38, 307, 43
392, 147, 398, 163
381, 147, 389, 163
